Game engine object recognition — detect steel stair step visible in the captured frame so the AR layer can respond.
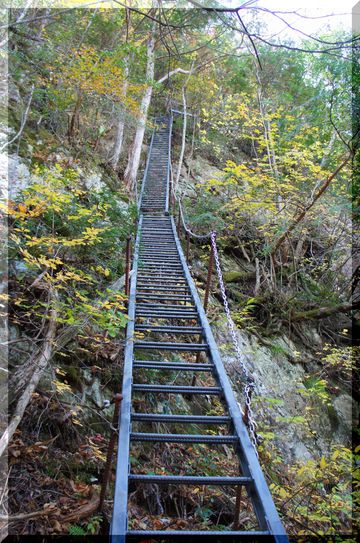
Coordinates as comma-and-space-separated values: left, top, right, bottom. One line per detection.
138, 264, 183, 269
136, 284, 188, 290
140, 251, 180, 262
136, 306, 196, 312
136, 303, 195, 310
133, 361, 213, 371
136, 279, 186, 284
137, 275, 186, 279
132, 385, 221, 395
127, 530, 270, 537
136, 287, 191, 292
136, 294, 192, 300
131, 414, 231, 424
137, 274, 185, 279
128, 475, 251, 485
134, 325, 202, 333
135, 314, 198, 319
136, 308, 197, 315
130, 433, 237, 444
134, 341, 208, 351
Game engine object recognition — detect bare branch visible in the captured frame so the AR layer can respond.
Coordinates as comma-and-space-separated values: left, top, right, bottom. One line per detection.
270, 155, 351, 256
112, 1, 188, 29
156, 67, 192, 85
0, 290, 58, 458
1, 84, 34, 152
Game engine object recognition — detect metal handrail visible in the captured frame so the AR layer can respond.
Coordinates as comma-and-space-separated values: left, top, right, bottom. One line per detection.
110, 215, 143, 539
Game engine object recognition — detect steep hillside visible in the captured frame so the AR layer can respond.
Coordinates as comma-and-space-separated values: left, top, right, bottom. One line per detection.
2, 4, 358, 540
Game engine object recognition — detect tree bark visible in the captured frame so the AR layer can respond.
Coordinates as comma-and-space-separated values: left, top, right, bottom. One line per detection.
1, 491, 99, 523
254, 64, 283, 211
68, 92, 82, 143
111, 57, 129, 170
156, 67, 191, 85
124, 28, 155, 191
123, 31, 195, 190
1, 85, 34, 152
0, 293, 58, 458
254, 258, 261, 296
291, 300, 360, 322
174, 87, 187, 195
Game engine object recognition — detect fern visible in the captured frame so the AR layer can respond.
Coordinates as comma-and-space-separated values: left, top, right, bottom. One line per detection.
68, 524, 86, 536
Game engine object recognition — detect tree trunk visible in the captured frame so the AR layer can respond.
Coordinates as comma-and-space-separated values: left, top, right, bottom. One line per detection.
270, 155, 350, 256
68, 92, 82, 143
111, 57, 129, 170
174, 87, 187, 195
255, 67, 283, 211
0, 293, 58, 458
124, 28, 155, 191
291, 300, 360, 322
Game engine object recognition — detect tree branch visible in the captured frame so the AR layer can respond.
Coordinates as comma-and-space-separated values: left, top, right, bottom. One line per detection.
0, 290, 58, 458
291, 300, 360, 322
1, 85, 34, 152
270, 155, 351, 256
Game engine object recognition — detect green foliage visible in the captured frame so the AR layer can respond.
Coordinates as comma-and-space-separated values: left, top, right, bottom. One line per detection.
68, 515, 102, 536
268, 344, 290, 357
68, 524, 86, 536
298, 376, 332, 407
6, 164, 134, 343
319, 345, 354, 385
232, 297, 257, 330
85, 515, 102, 535
257, 392, 354, 537
269, 445, 353, 537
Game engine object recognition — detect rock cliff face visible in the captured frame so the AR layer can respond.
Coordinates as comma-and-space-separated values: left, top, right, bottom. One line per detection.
212, 315, 354, 463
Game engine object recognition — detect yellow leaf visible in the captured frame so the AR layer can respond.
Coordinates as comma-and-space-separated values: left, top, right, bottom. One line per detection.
278, 487, 288, 499
319, 457, 327, 469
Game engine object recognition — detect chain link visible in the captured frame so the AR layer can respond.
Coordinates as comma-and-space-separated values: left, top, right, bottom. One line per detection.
174, 195, 258, 453
179, 200, 212, 240
210, 232, 259, 455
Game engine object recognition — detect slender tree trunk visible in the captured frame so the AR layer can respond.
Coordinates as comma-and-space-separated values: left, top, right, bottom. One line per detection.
257, 87, 283, 211
111, 57, 129, 170
124, 28, 155, 191
68, 91, 82, 143
0, 294, 58, 458
174, 87, 187, 195
173, 64, 194, 197
270, 155, 350, 256
254, 258, 261, 296
291, 300, 360, 321
254, 62, 283, 211
36, 8, 51, 39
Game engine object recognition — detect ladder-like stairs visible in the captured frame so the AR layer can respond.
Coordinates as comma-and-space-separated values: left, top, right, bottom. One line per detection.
111, 117, 288, 542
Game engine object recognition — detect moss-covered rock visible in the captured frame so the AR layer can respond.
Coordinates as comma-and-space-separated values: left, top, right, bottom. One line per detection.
223, 270, 256, 283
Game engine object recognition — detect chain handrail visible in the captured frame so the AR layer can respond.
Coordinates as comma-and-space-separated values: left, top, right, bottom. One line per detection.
178, 199, 212, 240
176, 192, 258, 452
171, 136, 258, 452
210, 232, 258, 454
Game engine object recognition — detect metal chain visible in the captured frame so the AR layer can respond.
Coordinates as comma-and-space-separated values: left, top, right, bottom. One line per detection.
210, 232, 259, 455
179, 200, 212, 240
172, 187, 258, 452
170, 156, 211, 240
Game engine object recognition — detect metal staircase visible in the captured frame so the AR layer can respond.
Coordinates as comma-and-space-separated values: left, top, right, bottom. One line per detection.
111, 117, 288, 542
